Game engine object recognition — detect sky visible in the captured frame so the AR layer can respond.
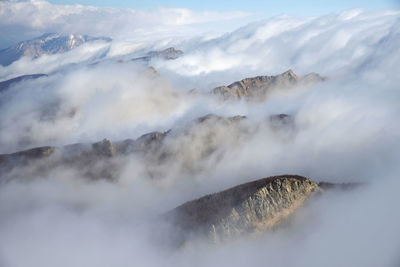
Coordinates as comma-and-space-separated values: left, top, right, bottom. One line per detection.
47, 0, 399, 14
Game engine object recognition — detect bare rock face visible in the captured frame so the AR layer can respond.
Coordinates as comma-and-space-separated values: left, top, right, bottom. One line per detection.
92, 139, 116, 158
117, 131, 168, 154
0, 146, 55, 164
166, 175, 321, 244
0, 146, 56, 180
212, 70, 324, 101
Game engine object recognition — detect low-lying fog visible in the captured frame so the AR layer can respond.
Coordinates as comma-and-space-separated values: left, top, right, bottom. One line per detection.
0, 2, 399, 266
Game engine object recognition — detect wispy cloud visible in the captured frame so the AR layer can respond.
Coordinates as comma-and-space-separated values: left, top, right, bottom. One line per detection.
0, 4, 399, 267
0, 0, 251, 48
157, 9, 400, 79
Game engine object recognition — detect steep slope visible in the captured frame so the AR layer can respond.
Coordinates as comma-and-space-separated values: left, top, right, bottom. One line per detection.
212, 69, 325, 101
165, 175, 321, 244
0, 33, 111, 66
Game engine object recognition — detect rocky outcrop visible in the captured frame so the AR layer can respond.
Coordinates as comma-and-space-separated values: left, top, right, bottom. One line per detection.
0, 33, 111, 66
211, 70, 325, 101
165, 175, 321, 244
0, 146, 56, 178
92, 139, 116, 158
0, 146, 55, 164
116, 131, 169, 154
196, 114, 247, 124
147, 47, 183, 60
131, 47, 183, 62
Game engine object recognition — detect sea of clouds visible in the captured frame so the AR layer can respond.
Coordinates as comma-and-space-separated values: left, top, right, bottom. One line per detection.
0, 1, 399, 266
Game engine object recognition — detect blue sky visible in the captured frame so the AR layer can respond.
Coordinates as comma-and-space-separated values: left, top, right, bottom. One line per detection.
47, 0, 399, 15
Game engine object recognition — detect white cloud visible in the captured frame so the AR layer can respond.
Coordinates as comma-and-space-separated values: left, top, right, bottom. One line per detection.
0, 0, 251, 48
158, 9, 400, 80
0, 5, 400, 267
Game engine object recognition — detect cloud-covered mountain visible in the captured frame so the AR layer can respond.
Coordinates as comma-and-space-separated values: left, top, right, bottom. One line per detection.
131, 47, 184, 62
211, 69, 325, 101
0, 3, 400, 267
165, 174, 361, 246
0, 0, 250, 49
0, 113, 248, 181
166, 175, 321, 244
0, 33, 111, 66
0, 74, 47, 92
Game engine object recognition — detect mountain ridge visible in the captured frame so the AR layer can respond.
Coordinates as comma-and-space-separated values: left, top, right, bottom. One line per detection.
163, 174, 359, 246
211, 69, 326, 101
0, 74, 47, 92
0, 33, 112, 66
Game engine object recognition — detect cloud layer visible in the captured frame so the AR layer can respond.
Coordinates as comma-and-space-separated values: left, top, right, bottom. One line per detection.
0, 0, 250, 48
0, 3, 399, 267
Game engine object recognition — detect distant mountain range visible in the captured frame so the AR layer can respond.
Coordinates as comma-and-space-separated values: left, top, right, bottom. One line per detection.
0, 113, 282, 181
0, 32, 185, 67
0, 33, 112, 66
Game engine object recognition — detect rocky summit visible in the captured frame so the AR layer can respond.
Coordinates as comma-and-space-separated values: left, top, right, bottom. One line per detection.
165, 175, 321, 244
211, 69, 325, 101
